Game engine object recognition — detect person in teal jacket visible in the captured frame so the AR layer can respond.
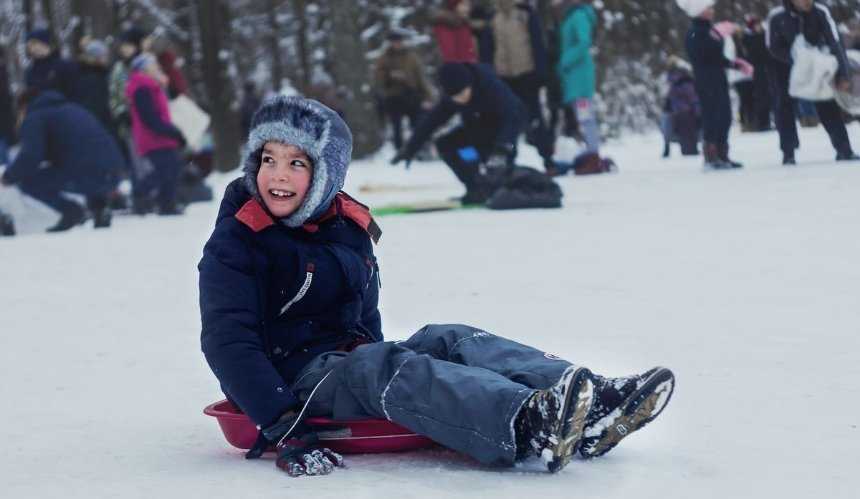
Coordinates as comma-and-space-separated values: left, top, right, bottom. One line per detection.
556, 0, 600, 155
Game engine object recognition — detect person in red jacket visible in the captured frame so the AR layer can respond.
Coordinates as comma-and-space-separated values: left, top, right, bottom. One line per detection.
432, 0, 478, 63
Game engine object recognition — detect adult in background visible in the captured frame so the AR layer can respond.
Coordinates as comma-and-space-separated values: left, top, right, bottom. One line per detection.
740, 16, 772, 132
127, 54, 187, 215
555, 0, 607, 171
489, 0, 556, 173
0, 47, 15, 167
72, 40, 116, 135
24, 29, 78, 98
767, 0, 858, 165
432, 0, 479, 64
0, 90, 123, 232
373, 30, 434, 152
109, 27, 149, 142
156, 47, 190, 99
390, 62, 527, 204
679, 0, 752, 169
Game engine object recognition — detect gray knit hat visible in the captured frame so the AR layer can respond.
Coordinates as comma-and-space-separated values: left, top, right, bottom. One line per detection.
242, 95, 353, 228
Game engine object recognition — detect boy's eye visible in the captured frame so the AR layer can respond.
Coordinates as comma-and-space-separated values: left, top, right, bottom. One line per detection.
262, 156, 274, 164
291, 160, 307, 168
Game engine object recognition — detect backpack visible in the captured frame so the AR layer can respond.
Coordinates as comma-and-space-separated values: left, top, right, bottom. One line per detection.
484, 166, 563, 210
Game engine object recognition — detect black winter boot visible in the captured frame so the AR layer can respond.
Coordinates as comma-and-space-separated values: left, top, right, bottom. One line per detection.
47, 205, 86, 233
783, 151, 797, 166
514, 366, 594, 473
579, 367, 675, 459
0, 212, 15, 236
836, 149, 860, 162
703, 143, 731, 170
87, 196, 112, 229
718, 144, 743, 169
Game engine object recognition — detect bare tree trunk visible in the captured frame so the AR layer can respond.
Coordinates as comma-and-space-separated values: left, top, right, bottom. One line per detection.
39, 0, 54, 33
70, 0, 114, 53
197, 0, 241, 172
292, 0, 311, 92
24, 0, 34, 32
267, 0, 285, 92
327, 0, 383, 157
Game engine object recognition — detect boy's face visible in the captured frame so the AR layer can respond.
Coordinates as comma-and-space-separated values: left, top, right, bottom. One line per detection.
791, 0, 814, 12
26, 40, 51, 59
256, 142, 314, 218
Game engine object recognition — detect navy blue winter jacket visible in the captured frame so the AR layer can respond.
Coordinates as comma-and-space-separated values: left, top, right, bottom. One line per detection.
2, 91, 123, 193
686, 19, 733, 100
199, 179, 382, 427
25, 53, 78, 98
403, 63, 527, 159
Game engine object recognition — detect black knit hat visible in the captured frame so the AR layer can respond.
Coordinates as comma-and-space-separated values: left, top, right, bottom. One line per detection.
119, 27, 148, 46
438, 63, 474, 97
26, 29, 54, 46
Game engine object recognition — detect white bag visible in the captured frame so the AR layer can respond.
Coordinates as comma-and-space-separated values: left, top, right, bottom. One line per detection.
789, 36, 838, 101
168, 94, 211, 151
834, 50, 860, 116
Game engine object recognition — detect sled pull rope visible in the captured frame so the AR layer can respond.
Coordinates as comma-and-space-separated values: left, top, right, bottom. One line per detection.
277, 370, 333, 447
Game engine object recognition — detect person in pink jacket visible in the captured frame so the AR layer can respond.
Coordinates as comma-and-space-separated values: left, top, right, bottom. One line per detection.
126, 53, 186, 215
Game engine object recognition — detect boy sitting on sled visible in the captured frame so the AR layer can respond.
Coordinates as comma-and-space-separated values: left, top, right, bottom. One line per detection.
198, 96, 676, 476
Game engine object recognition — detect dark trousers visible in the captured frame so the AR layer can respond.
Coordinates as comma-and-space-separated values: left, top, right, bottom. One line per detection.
503, 73, 554, 161
18, 167, 109, 218
435, 126, 495, 193
140, 148, 183, 209
291, 324, 574, 466
383, 94, 423, 150
698, 84, 732, 146
736, 80, 755, 128
769, 63, 852, 154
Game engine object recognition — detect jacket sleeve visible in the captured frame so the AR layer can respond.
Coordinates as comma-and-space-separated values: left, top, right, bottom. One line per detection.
361, 266, 383, 342
693, 28, 733, 68
402, 100, 456, 157
559, 12, 592, 71
767, 12, 792, 64
133, 88, 184, 142
816, 5, 851, 79
2, 115, 47, 185
199, 221, 299, 427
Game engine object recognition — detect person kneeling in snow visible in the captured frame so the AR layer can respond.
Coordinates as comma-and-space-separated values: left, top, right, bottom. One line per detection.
198, 96, 676, 476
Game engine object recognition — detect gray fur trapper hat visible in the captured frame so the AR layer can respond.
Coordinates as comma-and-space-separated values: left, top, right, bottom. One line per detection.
242, 95, 353, 228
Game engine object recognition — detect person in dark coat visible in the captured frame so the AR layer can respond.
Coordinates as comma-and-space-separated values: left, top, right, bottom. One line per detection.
198, 95, 676, 477
662, 64, 702, 157
390, 62, 528, 204
680, 1, 751, 169
0, 90, 123, 231
24, 29, 78, 98
766, 0, 858, 164
71, 40, 116, 135
432, 0, 479, 63
488, 0, 556, 173
0, 47, 15, 166
740, 16, 772, 131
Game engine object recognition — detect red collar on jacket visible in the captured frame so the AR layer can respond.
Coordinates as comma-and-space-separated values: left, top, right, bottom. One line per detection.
236, 192, 381, 244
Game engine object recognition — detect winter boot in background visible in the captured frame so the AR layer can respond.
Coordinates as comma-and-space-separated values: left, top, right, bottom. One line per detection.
0, 211, 15, 236
835, 148, 860, 162
703, 143, 731, 170
515, 366, 594, 473
579, 367, 675, 459
47, 204, 86, 233
718, 144, 743, 169
87, 196, 112, 229
783, 151, 797, 166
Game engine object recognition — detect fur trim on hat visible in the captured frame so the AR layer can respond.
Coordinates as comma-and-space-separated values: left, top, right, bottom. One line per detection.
676, 0, 715, 17
241, 96, 353, 228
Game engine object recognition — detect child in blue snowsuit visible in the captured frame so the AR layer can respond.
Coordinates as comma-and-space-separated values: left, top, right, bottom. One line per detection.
198, 96, 676, 477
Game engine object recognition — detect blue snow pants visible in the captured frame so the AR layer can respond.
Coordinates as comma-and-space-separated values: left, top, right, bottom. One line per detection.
290, 324, 575, 466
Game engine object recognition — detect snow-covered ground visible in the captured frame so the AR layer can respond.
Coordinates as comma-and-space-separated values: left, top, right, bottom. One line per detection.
2, 126, 859, 498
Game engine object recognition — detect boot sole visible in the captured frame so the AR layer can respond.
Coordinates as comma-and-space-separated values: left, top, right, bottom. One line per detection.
580, 367, 675, 459
546, 367, 594, 473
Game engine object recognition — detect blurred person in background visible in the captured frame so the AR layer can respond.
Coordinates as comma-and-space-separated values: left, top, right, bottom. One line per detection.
24, 28, 78, 98
661, 56, 701, 157
432, 0, 479, 63
489, 0, 556, 174
767, 0, 858, 165
240, 81, 262, 140
0, 47, 15, 167
0, 89, 123, 232
126, 54, 187, 216
373, 30, 434, 153
73, 39, 116, 134
155, 43, 190, 99
739, 15, 772, 132
390, 62, 527, 204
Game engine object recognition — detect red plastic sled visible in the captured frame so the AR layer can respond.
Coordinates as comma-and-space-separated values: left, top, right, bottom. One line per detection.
204, 400, 436, 454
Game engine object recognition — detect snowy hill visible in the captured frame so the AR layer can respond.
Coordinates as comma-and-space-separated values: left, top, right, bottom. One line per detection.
2, 126, 859, 498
